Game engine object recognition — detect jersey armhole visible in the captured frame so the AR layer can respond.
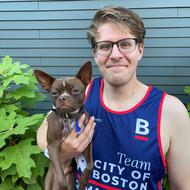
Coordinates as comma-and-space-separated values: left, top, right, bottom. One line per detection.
158, 92, 167, 168
85, 79, 94, 102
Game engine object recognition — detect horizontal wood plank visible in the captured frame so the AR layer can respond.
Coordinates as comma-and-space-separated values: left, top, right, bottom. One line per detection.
0, 0, 189, 111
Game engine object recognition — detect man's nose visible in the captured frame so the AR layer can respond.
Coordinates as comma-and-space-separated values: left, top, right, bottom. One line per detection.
109, 44, 123, 58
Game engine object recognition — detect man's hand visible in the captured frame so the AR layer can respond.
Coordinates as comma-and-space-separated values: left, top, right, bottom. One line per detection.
60, 114, 95, 161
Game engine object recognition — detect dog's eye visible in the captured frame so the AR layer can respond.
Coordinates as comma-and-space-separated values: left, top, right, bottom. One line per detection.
72, 87, 80, 94
52, 91, 58, 96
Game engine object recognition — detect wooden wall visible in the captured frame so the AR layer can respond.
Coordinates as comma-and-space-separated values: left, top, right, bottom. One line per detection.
0, 0, 190, 112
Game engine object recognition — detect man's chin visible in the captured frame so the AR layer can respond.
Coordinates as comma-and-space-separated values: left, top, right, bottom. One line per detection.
105, 76, 129, 87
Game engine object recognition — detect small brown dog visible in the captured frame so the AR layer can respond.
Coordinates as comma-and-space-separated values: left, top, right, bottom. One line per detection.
34, 61, 93, 190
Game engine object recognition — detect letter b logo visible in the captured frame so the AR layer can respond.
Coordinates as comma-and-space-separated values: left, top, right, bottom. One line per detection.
135, 118, 149, 135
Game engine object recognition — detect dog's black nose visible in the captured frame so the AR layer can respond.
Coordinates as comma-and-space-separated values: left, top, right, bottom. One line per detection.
58, 94, 70, 102
59, 96, 66, 102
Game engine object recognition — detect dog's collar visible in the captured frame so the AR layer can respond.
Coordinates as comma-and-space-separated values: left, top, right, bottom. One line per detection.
51, 106, 84, 134
75, 118, 81, 134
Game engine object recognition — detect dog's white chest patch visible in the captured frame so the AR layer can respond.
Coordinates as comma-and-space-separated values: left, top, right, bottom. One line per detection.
61, 119, 75, 137
75, 154, 87, 172
69, 120, 75, 130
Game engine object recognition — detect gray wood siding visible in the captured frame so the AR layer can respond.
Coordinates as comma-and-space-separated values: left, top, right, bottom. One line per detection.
0, 0, 190, 112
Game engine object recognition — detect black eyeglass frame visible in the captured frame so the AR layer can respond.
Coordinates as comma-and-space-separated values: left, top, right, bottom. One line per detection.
94, 38, 140, 55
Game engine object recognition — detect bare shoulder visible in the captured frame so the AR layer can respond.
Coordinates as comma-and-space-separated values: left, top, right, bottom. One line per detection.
160, 94, 190, 154
161, 94, 190, 188
162, 94, 189, 126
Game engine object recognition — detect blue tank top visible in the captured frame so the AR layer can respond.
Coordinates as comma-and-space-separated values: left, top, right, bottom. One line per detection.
77, 77, 166, 190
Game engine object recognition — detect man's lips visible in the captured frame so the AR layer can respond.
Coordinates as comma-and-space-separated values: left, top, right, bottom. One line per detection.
106, 64, 128, 68
106, 64, 128, 72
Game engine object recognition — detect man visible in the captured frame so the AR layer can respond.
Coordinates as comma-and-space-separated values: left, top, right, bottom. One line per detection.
37, 6, 190, 189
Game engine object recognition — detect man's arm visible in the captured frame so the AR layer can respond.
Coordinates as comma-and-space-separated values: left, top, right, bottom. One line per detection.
162, 95, 190, 189
37, 114, 48, 151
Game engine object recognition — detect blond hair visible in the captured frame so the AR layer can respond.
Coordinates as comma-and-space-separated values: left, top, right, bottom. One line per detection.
87, 6, 146, 47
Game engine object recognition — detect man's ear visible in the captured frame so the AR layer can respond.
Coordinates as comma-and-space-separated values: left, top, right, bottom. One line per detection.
76, 61, 92, 86
33, 70, 55, 91
138, 43, 144, 61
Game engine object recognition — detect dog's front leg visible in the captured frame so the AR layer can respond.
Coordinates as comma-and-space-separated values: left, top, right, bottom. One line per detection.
67, 170, 76, 190
48, 141, 68, 190
45, 163, 54, 190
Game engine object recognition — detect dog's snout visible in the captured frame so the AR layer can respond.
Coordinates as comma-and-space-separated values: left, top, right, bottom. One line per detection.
58, 95, 68, 102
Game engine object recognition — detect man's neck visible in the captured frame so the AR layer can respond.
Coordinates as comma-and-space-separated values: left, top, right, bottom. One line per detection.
102, 79, 148, 111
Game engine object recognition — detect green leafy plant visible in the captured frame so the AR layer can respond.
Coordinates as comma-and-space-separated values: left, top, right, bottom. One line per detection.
0, 56, 49, 190
184, 86, 190, 116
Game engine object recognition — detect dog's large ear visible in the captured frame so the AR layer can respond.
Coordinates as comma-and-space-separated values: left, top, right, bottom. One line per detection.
76, 61, 92, 86
33, 70, 55, 91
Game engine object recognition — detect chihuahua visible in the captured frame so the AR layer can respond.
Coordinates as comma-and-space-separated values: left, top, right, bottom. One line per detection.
34, 61, 93, 190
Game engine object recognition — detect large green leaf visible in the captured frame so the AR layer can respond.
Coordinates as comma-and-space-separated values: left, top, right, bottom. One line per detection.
3, 104, 20, 113
7, 87, 36, 100
184, 86, 190, 95
0, 165, 17, 182
0, 56, 27, 78
14, 114, 44, 135
0, 177, 15, 190
13, 74, 30, 85
22, 151, 48, 186
0, 111, 44, 148
0, 139, 41, 178
0, 86, 6, 98
0, 56, 47, 189
20, 93, 46, 109
27, 182, 41, 190
0, 56, 13, 77
14, 187, 25, 190
8, 62, 22, 75
32, 153, 49, 178
0, 109, 38, 148
3, 76, 14, 88
0, 109, 17, 148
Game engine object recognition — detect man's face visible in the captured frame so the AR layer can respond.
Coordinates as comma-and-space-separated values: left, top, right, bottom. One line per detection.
93, 23, 144, 87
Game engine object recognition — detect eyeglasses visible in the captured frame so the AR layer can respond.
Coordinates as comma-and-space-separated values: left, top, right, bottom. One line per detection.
94, 38, 139, 56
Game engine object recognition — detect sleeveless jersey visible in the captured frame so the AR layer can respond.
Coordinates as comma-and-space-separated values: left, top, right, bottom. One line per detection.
77, 77, 166, 190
